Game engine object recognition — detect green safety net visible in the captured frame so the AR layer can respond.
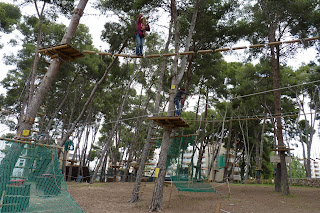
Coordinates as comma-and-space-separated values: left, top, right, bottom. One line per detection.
216, 154, 225, 169
166, 136, 217, 193
0, 139, 84, 212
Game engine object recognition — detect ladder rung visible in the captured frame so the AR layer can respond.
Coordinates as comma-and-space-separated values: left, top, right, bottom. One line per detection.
4, 195, 27, 198
9, 176, 28, 179
19, 156, 39, 159
14, 166, 35, 169
1, 203, 20, 206
6, 185, 26, 188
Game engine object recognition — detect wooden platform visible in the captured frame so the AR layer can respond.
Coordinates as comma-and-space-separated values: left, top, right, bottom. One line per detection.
271, 146, 294, 152
39, 44, 84, 61
147, 116, 189, 128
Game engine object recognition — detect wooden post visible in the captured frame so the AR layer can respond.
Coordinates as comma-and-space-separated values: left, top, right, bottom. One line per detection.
226, 179, 231, 199
168, 181, 173, 206
216, 202, 221, 213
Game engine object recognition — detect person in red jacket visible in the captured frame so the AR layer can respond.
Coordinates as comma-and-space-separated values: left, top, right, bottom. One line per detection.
135, 14, 150, 56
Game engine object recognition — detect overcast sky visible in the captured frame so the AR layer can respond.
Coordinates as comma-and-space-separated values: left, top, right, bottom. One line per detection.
0, 0, 319, 159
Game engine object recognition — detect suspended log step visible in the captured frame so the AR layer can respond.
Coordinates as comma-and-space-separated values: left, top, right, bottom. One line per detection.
98, 52, 112, 56
147, 116, 190, 128
232, 46, 247, 50
197, 49, 213, 54
130, 55, 144, 58
39, 44, 84, 61
179, 51, 195, 55
215, 48, 230, 52
82, 50, 96, 54
145, 54, 161, 58
249, 44, 265, 48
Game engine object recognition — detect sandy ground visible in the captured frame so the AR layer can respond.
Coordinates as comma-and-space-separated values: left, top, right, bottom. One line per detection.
67, 182, 320, 213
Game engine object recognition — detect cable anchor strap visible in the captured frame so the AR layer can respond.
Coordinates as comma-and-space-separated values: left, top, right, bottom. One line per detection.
73, 8, 84, 16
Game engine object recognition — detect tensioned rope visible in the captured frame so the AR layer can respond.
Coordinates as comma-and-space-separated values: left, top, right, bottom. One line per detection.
81, 37, 319, 58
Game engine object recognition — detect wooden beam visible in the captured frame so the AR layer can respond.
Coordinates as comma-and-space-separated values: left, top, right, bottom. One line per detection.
163, 53, 177, 57
98, 52, 112, 56
249, 44, 265, 48
179, 51, 195, 55
304, 37, 319, 41
284, 39, 301, 44
145, 54, 161, 58
114, 54, 128, 57
1, 138, 64, 150
82, 50, 97, 54
130, 55, 144, 58
197, 49, 213, 54
215, 48, 230, 52
268, 41, 282, 46
232, 46, 247, 50
38, 44, 69, 53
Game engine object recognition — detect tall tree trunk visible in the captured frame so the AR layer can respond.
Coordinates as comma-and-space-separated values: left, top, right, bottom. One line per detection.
257, 116, 266, 184
129, 16, 173, 203
99, 154, 108, 182
67, 128, 84, 181
86, 122, 100, 167
212, 111, 228, 181
195, 87, 209, 179
149, 0, 201, 211
269, 26, 289, 194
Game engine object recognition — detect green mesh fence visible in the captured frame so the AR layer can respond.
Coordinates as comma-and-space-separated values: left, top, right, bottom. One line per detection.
0, 139, 84, 212
166, 136, 217, 193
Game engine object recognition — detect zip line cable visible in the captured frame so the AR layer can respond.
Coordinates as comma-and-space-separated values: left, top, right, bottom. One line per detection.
230, 79, 320, 100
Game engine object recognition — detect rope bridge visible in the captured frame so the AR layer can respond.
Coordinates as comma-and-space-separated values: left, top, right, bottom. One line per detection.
81, 37, 319, 58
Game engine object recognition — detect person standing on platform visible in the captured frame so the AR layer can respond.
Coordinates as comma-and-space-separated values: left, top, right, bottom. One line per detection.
174, 88, 189, 116
135, 13, 150, 56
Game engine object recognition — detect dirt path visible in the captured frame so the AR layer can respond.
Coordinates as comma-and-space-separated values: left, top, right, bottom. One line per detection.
68, 182, 320, 213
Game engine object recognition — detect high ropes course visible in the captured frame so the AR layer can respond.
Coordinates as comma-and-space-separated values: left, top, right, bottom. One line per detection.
38, 37, 319, 60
